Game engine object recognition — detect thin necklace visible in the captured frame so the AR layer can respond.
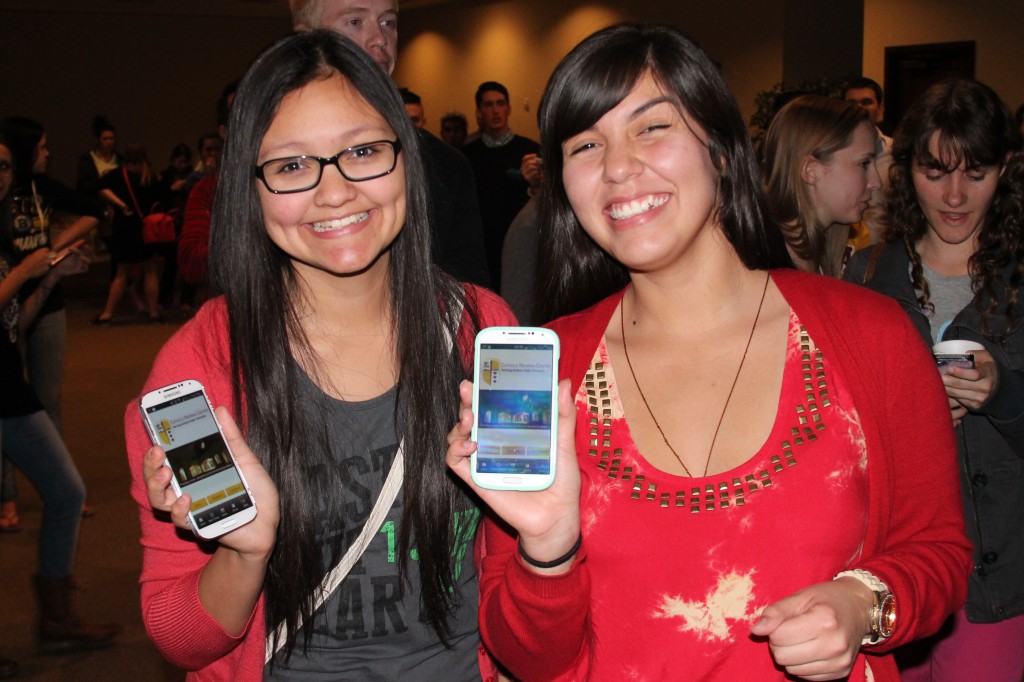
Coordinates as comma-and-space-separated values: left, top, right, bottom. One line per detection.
620, 273, 770, 478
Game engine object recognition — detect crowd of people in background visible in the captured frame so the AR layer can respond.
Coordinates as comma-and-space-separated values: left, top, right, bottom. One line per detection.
3, 0, 1024, 680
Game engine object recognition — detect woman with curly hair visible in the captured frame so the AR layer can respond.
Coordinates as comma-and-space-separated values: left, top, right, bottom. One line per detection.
845, 78, 1024, 681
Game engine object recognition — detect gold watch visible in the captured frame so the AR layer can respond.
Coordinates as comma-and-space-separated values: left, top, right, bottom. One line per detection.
868, 589, 896, 644
833, 569, 896, 646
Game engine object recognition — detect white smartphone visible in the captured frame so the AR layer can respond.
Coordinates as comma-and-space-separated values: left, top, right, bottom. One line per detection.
471, 327, 560, 491
138, 380, 257, 540
935, 353, 976, 373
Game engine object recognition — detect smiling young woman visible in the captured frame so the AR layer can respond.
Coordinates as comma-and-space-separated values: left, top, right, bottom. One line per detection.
445, 23, 971, 682
125, 30, 514, 681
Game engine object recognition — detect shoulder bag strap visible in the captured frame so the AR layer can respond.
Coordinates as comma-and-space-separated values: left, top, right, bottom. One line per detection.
122, 167, 143, 216
863, 243, 885, 284
265, 294, 465, 662
30, 179, 46, 228
264, 442, 404, 662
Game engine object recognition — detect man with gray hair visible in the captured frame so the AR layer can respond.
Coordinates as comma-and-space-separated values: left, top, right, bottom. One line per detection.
290, 0, 491, 287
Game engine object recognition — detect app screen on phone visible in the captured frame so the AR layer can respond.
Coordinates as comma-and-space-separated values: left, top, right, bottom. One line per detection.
476, 343, 555, 474
144, 391, 252, 529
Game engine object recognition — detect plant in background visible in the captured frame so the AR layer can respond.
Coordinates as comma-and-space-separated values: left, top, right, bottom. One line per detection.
750, 75, 849, 149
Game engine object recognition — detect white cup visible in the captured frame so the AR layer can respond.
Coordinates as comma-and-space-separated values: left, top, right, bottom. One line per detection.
932, 340, 984, 355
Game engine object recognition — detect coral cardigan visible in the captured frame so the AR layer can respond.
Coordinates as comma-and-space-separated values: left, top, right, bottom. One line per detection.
125, 286, 515, 681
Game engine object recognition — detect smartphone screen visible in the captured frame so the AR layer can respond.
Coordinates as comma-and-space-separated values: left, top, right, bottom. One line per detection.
935, 353, 975, 373
472, 327, 559, 491
140, 382, 256, 538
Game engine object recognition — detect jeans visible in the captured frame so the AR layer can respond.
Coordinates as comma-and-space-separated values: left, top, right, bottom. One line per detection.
23, 308, 68, 434
0, 411, 85, 578
4, 308, 70, 505
1, 456, 16, 503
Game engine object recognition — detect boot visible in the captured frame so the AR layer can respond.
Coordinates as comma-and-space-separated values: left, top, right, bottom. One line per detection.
35, 575, 121, 651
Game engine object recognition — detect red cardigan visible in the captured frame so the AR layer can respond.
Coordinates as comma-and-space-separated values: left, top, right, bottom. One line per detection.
478, 269, 972, 681
125, 286, 514, 681
177, 175, 216, 287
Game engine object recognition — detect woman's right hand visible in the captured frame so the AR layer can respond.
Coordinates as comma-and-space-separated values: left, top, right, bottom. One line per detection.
143, 406, 280, 560
446, 379, 582, 570
943, 348, 999, 428
16, 249, 55, 280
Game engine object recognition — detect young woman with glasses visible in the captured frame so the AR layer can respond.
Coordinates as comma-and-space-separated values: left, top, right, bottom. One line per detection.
125, 31, 514, 680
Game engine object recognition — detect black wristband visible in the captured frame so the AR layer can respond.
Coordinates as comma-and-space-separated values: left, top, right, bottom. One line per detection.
518, 533, 583, 569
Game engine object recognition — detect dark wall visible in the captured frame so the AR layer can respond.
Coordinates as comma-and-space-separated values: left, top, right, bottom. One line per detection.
1, 9, 291, 186
782, 0, 864, 86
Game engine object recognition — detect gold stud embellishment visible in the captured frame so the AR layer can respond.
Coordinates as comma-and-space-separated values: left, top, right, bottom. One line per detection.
582, 325, 831, 513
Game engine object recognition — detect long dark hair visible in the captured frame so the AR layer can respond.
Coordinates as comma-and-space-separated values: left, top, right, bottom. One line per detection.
537, 23, 791, 319
210, 29, 476, 656
887, 78, 1024, 337
0, 116, 44, 189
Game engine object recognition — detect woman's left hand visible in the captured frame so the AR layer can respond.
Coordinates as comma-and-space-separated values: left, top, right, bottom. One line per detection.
942, 348, 998, 412
750, 577, 872, 680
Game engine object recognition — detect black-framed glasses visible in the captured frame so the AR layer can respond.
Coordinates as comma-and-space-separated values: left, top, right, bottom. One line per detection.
254, 139, 402, 194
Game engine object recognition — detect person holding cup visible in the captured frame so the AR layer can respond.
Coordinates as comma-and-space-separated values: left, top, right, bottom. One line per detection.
845, 79, 1024, 681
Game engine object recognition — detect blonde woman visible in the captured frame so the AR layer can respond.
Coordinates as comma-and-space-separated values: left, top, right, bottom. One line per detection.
763, 95, 882, 276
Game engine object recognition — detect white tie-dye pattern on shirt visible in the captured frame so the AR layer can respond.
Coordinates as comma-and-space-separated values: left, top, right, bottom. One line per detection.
569, 311, 870, 679
653, 569, 761, 642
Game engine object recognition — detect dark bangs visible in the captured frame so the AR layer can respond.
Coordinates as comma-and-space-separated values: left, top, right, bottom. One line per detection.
538, 32, 653, 185
914, 130, 1001, 173
896, 79, 1012, 174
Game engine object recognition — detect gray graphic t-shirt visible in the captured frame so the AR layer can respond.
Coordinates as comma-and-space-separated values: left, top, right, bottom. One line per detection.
266, 378, 481, 681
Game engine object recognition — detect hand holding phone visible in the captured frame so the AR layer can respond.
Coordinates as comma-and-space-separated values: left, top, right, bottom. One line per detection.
470, 327, 560, 491
140, 381, 259, 539
938, 346, 1000, 413
13, 248, 54, 280
447, 375, 583, 568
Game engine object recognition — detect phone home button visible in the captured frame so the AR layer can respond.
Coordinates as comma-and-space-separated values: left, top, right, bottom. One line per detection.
501, 476, 523, 485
